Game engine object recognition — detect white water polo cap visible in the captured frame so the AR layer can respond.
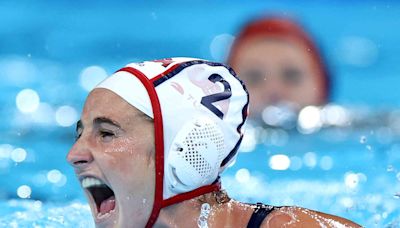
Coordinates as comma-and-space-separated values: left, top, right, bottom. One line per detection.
95, 57, 249, 227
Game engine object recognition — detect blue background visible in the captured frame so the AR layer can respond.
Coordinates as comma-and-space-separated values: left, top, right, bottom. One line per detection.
1, 1, 400, 227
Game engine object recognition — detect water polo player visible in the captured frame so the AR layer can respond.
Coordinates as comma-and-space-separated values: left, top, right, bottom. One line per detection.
228, 17, 330, 118
67, 58, 360, 227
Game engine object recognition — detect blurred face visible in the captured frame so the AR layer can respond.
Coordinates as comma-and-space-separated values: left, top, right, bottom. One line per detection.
231, 37, 325, 117
67, 89, 155, 228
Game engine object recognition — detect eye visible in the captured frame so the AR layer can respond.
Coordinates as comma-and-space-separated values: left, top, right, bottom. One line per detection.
282, 66, 303, 86
241, 69, 265, 86
99, 130, 115, 142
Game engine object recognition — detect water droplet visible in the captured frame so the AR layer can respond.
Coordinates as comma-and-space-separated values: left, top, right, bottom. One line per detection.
366, 145, 372, 151
47, 169, 62, 183
344, 172, 359, 189
235, 168, 250, 183
373, 213, 381, 222
33, 200, 42, 211
360, 136, 367, 144
387, 165, 394, 172
79, 66, 108, 91
17, 185, 32, 198
303, 152, 317, 169
396, 172, 400, 181
11, 148, 27, 163
16, 89, 40, 113
55, 106, 78, 127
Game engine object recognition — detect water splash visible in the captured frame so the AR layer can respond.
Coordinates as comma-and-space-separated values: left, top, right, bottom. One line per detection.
360, 136, 367, 144
387, 165, 395, 172
0, 200, 94, 227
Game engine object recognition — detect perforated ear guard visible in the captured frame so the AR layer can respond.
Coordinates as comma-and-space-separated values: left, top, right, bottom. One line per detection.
166, 117, 225, 193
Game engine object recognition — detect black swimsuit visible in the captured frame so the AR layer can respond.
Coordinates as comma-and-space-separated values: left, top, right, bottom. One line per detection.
247, 203, 279, 228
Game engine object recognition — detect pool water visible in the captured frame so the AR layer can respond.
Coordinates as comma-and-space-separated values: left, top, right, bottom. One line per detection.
0, 200, 93, 227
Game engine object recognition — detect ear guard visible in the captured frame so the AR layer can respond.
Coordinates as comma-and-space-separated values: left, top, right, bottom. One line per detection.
166, 117, 225, 192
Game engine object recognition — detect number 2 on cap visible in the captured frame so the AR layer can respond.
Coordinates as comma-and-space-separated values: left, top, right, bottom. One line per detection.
200, 74, 232, 119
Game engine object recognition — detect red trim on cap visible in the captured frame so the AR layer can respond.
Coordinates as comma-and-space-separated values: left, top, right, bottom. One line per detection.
162, 182, 221, 208
118, 67, 165, 228
117, 66, 223, 227
150, 62, 181, 83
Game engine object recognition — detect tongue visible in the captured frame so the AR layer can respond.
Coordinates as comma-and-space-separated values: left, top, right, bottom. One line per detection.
99, 195, 115, 215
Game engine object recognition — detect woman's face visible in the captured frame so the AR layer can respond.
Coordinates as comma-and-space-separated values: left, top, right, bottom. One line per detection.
231, 37, 325, 117
67, 88, 155, 228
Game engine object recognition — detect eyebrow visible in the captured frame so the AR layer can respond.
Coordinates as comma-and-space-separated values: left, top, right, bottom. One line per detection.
93, 117, 121, 129
75, 117, 122, 132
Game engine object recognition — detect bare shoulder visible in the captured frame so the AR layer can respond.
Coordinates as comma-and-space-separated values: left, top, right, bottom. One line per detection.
260, 206, 362, 228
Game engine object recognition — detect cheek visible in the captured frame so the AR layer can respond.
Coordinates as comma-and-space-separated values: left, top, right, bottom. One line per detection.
106, 138, 153, 172
300, 55, 325, 89
292, 69, 322, 98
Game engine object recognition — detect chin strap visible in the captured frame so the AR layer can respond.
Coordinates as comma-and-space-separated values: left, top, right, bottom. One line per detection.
145, 181, 221, 228
116, 66, 166, 228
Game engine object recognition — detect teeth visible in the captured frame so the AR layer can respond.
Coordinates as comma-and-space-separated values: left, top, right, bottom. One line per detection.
81, 177, 105, 188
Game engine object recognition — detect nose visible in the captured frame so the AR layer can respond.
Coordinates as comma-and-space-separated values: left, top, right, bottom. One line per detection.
67, 140, 94, 169
264, 78, 283, 104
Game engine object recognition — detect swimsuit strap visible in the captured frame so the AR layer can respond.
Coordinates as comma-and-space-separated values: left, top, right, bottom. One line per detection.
247, 203, 276, 228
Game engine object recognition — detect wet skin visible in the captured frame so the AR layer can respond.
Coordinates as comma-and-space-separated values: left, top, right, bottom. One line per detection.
161, 198, 362, 227
231, 37, 326, 117
262, 206, 362, 227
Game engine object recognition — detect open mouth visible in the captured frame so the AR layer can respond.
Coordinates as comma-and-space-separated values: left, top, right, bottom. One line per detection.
81, 176, 117, 220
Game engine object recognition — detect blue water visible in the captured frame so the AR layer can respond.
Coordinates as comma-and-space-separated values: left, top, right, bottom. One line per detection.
1, 1, 400, 227
0, 200, 93, 227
